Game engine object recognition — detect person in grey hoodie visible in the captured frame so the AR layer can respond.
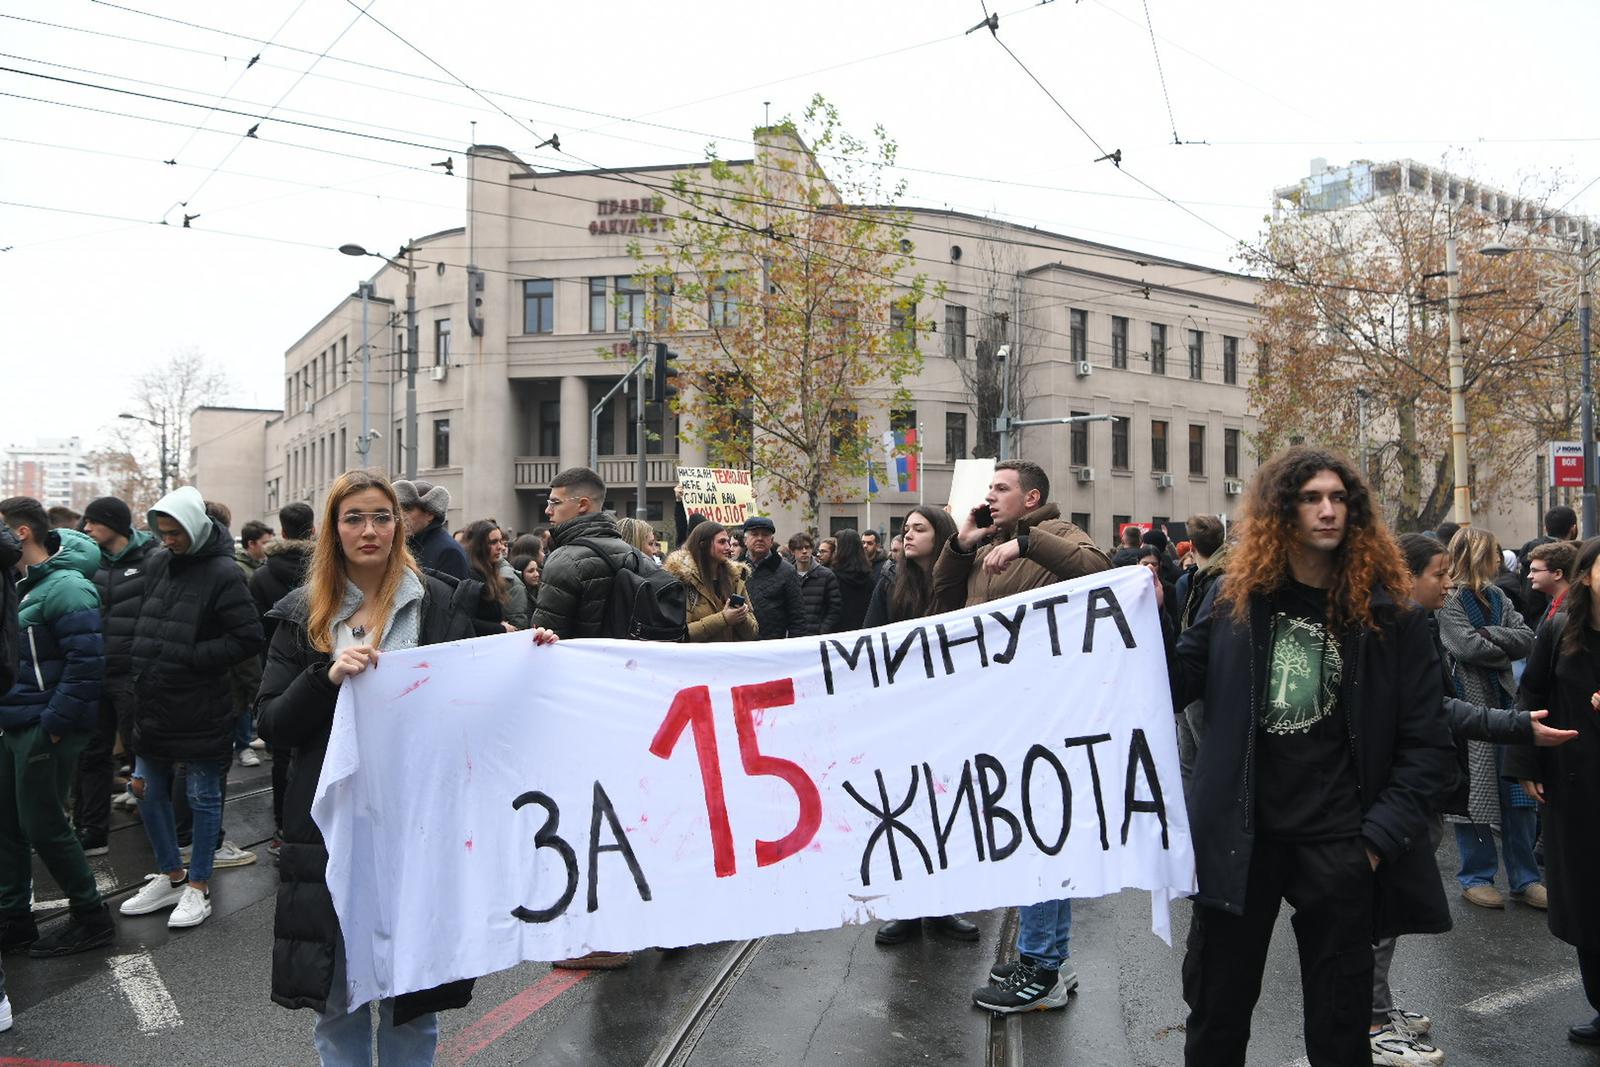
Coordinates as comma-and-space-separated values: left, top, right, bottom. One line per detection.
122, 486, 263, 932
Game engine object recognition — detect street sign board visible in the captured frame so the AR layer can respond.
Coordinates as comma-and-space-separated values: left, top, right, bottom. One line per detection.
1551, 441, 1585, 488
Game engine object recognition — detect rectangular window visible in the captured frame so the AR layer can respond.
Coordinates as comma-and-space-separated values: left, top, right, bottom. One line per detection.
1071, 512, 1092, 532
1111, 316, 1129, 369
538, 401, 561, 456
615, 276, 647, 332
1223, 336, 1239, 385
433, 418, 451, 468
1257, 341, 1270, 379
1189, 424, 1206, 476
829, 408, 858, 455
1070, 309, 1087, 364
1225, 428, 1241, 479
708, 274, 738, 328
1151, 323, 1167, 375
589, 277, 607, 332
1111, 417, 1130, 471
829, 516, 858, 536
890, 408, 917, 436
523, 279, 554, 334
890, 298, 918, 348
434, 318, 451, 366
944, 303, 967, 361
1151, 420, 1169, 472
339, 428, 346, 473
944, 411, 967, 462
394, 427, 404, 474
1112, 514, 1131, 546
597, 397, 616, 456
1070, 410, 1090, 467
653, 276, 673, 329
1188, 329, 1204, 380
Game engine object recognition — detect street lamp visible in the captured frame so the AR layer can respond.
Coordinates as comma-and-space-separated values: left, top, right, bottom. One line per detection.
1480, 220, 1596, 537
341, 242, 417, 479
119, 411, 173, 495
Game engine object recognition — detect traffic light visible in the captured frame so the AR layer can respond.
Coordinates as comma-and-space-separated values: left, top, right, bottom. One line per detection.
652, 342, 680, 404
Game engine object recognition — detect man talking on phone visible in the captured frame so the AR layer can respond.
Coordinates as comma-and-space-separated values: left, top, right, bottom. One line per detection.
931, 460, 1112, 1014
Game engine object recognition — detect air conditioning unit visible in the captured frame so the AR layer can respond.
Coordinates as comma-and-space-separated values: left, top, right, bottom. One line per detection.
1075, 360, 1093, 378
431, 364, 448, 382
1224, 478, 1244, 496
1156, 472, 1174, 489
1076, 467, 1096, 484
301, 402, 313, 416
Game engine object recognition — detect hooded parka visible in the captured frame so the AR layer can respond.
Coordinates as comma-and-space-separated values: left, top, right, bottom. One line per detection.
0, 527, 104, 736
130, 487, 264, 762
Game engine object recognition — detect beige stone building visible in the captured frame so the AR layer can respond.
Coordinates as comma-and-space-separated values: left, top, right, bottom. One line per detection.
193, 136, 1262, 549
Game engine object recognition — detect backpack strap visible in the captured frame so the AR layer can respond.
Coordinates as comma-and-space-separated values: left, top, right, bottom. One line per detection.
571, 537, 640, 575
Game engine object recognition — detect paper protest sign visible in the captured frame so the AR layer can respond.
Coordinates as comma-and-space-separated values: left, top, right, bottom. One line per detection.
312, 566, 1195, 1007
677, 466, 754, 526
947, 458, 997, 520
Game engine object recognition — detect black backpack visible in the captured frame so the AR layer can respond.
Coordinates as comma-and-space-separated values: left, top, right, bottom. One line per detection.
573, 538, 688, 642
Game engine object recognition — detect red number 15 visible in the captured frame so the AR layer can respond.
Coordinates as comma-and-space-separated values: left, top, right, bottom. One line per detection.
648, 678, 822, 878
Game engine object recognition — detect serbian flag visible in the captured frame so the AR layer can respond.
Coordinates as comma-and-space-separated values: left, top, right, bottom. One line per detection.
882, 428, 919, 493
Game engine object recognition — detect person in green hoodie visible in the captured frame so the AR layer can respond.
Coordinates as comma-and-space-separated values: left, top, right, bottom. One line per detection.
0, 497, 115, 958
121, 486, 263, 932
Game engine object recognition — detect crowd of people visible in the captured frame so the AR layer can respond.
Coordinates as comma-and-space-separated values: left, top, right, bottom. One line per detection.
1, 451, 1597, 1067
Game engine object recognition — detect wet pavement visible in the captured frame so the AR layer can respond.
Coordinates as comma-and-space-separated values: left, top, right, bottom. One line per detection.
5, 755, 1598, 1065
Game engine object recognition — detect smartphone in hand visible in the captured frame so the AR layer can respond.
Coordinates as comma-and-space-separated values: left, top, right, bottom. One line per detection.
973, 504, 994, 528
728, 594, 747, 608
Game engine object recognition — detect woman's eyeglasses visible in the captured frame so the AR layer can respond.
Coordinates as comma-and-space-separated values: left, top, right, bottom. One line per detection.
340, 511, 395, 530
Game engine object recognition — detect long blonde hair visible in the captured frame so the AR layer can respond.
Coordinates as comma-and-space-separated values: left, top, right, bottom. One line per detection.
306, 470, 419, 653
1446, 526, 1500, 596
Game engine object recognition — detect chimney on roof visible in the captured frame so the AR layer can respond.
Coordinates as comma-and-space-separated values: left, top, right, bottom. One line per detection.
1310, 157, 1328, 176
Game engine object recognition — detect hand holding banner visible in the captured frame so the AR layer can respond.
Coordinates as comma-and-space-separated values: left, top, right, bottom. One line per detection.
313, 566, 1195, 1008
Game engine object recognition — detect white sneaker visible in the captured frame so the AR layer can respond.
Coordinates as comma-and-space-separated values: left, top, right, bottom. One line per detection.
120, 874, 186, 916
112, 792, 138, 811
167, 886, 211, 929
238, 748, 261, 768
0, 993, 13, 1033
1387, 1008, 1433, 1037
248, 737, 267, 750
211, 841, 257, 869
1371, 1026, 1444, 1066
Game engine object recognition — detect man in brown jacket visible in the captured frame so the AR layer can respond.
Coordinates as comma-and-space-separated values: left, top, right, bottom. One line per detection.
931, 459, 1112, 1014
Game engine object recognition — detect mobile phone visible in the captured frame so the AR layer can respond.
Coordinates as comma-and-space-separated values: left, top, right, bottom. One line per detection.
728, 594, 747, 608
973, 504, 994, 528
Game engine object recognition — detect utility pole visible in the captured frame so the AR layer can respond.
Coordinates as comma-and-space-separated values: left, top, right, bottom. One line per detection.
636, 332, 649, 519
403, 245, 419, 480
1444, 231, 1472, 525
1356, 386, 1370, 481
356, 281, 374, 466
1579, 219, 1595, 537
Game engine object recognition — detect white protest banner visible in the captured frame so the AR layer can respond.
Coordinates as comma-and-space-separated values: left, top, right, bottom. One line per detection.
312, 566, 1194, 1008
948, 458, 997, 519
676, 466, 754, 526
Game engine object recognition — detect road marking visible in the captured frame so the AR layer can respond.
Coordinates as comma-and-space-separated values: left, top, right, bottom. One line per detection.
0, 1058, 117, 1066
1280, 1058, 1310, 1067
1462, 969, 1580, 1015
437, 969, 590, 1067
108, 951, 183, 1034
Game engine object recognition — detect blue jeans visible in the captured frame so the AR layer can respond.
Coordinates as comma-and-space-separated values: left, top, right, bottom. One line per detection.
135, 757, 225, 883
233, 707, 254, 754
1016, 898, 1072, 970
1455, 811, 1540, 892
314, 940, 437, 1067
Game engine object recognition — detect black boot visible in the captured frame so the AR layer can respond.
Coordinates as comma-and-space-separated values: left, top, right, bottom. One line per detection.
0, 911, 38, 953
28, 904, 115, 958
875, 918, 922, 945
925, 915, 981, 941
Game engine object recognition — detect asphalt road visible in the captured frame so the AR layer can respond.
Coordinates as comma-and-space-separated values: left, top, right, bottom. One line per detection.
4, 756, 1597, 1066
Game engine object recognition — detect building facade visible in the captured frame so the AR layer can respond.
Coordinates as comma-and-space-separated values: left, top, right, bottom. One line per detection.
195, 137, 1263, 547
2, 436, 92, 510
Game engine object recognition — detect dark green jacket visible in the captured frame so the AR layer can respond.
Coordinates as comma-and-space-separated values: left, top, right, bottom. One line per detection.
2, 528, 104, 735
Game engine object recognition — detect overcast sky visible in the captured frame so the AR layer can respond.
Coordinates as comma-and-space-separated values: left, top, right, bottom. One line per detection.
4, 0, 1597, 453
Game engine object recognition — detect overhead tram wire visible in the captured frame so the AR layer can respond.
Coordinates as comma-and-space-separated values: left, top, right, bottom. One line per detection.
1140, 0, 1184, 146
160, 0, 309, 167
176, 0, 375, 211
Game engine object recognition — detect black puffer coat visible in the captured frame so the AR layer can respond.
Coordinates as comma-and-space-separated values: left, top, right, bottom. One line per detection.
530, 512, 634, 638
250, 539, 313, 647
834, 566, 876, 633
1170, 579, 1456, 938
91, 531, 155, 681
130, 521, 264, 762
795, 563, 841, 636
744, 551, 806, 640
255, 575, 481, 1022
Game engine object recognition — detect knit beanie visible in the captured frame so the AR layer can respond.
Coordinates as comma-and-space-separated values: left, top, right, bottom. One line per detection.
83, 496, 134, 539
